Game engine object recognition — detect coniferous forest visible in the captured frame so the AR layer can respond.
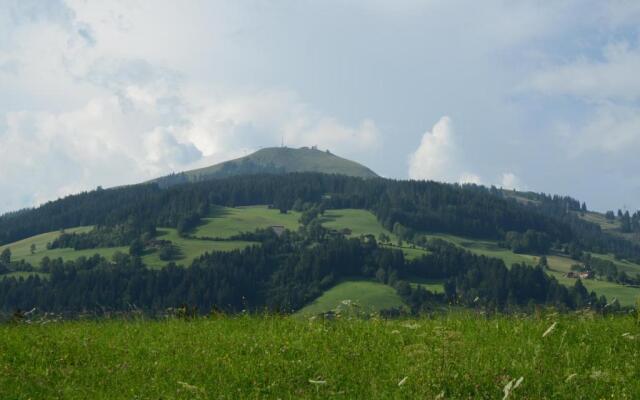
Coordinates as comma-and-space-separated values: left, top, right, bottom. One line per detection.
0, 173, 628, 315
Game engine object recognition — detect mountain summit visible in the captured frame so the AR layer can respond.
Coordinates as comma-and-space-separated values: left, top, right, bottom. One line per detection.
154, 147, 378, 187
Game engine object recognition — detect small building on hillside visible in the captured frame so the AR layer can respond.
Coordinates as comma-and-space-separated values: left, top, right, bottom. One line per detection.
270, 225, 286, 237
564, 271, 593, 279
579, 271, 593, 279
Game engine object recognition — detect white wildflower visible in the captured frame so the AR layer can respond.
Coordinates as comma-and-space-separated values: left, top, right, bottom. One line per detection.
542, 322, 557, 338
177, 381, 204, 394
502, 376, 523, 400
565, 373, 577, 383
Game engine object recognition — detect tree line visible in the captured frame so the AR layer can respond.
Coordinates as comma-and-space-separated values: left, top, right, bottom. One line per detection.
0, 230, 606, 315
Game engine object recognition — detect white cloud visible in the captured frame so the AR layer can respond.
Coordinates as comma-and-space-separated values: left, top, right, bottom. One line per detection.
525, 41, 640, 159
408, 117, 527, 189
0, 1, 381, 213
0, 85, 380, 212
408, 116, 480, 184
526, 42, 640, 102
501, 172, 521, 190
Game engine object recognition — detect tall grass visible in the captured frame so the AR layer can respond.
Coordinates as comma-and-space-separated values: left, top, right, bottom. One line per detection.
1, 313, 639, 399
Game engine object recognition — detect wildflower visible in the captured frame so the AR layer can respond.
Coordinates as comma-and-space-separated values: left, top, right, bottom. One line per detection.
622, 332, 635, 340
542, 322, 557, 338
590, 370, 604, 380
177, 381, 204, 394
502, 376, 523, 400
398, 376, 408, 386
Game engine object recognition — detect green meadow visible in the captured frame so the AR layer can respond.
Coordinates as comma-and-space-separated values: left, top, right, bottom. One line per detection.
1, 314, 639, 399
142, 229, 254, 269
0, 226, 94, 266
3, 206, 640, 305
296, 280, 405, 316
320, 209, 430, 260
194, 205, 302, 238
0, 227, 253, 271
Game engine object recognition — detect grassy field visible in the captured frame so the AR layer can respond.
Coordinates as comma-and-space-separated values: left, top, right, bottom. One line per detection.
315, 208, 640, 305
180, 146, 379, 181
143, 228, 254, 269
0, 227, 253, 270
576, 211, 640, 245
1, 314, 639, 399
296, 280, 405, 316
0, 226, 94, 265
578, 211, 620, 232
320, 209, 430, 260
409, 278, 445, 294
428, 233, 539, 267
194, 205, 302, 238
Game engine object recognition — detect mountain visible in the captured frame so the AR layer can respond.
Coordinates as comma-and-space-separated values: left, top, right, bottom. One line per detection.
154, 147, 378, 187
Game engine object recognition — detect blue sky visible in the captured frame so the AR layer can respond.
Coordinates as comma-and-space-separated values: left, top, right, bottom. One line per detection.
1, 0, 640, 213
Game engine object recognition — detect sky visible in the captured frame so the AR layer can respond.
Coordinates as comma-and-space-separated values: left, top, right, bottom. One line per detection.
1, 0, 640, 214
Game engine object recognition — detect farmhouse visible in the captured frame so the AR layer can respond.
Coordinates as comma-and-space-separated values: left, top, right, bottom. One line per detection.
564, 271, 593, 279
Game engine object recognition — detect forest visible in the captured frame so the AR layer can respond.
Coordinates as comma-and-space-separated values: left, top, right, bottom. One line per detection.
0, 172, 636, 315
0, 226, 604, 314
1, 173, 638, 262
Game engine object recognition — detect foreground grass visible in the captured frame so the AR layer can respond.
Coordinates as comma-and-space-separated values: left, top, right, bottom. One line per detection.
1, 314, 639, 399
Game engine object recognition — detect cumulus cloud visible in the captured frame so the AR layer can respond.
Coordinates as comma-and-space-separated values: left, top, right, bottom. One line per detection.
0, 85, 380, 212
526, 42, 640, 102
525, 41, 640, 160
408, 117, 527, 189
0, 1, 381, 213
408, 116, 482, 184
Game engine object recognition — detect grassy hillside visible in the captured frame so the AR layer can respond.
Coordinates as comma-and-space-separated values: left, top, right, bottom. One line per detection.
0, 227, 253, 271
320, 209, 429, 260
194, 205, 301, 238
0, 226, 93, 265
156, 147, 378, 185
296, 280, 405, 316
430, 234, 640, 306
144, 229, 254, 269
317, 208, 640, 305
4, 206, 639, 305
2, 315, 638, 399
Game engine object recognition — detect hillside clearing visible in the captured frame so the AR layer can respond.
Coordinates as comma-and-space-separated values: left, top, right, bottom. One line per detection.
0, 227, 253, 270
296, 280, 405, 316
0, 226, 93, 265
320, 209, 430, 260
194, 205, 301, 238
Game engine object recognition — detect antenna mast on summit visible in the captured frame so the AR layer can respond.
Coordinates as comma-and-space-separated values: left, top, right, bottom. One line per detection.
281, 136, 285, 148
